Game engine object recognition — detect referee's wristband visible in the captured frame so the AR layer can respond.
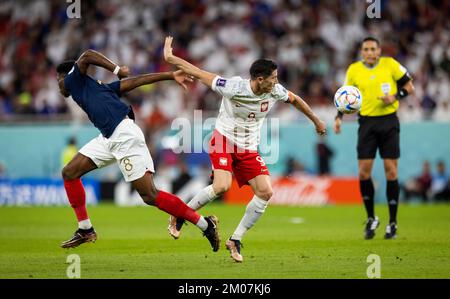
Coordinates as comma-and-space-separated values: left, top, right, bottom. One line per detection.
395, 88, 409, 100
113, 65, 120, 76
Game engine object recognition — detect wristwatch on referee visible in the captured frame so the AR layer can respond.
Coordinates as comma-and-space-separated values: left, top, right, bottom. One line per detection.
395, 88, 409, 100
395, 73, 412, 100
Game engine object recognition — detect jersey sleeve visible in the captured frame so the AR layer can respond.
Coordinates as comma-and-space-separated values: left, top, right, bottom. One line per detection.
63, 63, 85, 93
211, 76, 243, 98
107, 81, 122, 97
273, 83, 294, 103
389, 57, 410, 82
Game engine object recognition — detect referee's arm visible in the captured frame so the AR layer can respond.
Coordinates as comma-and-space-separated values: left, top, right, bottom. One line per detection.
379, 73, 415, 105
396, 72, 415, 98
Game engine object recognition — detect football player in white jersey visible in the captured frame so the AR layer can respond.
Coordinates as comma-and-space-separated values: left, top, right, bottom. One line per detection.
163, 36, 326, 262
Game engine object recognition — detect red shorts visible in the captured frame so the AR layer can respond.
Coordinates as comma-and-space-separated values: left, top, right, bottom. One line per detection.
209, 130, 270, 187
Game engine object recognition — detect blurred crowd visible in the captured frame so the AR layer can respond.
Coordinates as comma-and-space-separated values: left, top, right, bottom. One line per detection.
402, 160, 450, 202
1, 0, 449, 127
0, 0, 449, 204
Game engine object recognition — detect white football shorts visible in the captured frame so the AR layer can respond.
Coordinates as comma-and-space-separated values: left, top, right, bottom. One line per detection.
79, 118, 155, 182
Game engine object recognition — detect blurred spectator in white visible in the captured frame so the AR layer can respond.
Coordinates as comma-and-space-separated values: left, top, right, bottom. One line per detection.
0, 0, 449, 124
430, 160, 450, 201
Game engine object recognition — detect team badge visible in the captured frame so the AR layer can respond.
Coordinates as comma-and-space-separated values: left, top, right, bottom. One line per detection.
219, 157, 228, 166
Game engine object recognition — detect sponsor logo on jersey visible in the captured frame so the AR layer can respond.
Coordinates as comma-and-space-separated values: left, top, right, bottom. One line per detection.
216, 78, 227, 87
219, 157, 228, 166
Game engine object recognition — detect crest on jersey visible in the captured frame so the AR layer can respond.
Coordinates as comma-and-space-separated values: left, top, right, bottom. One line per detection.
260, 101, 269, 112
219, 157, 228, 166
216, 78, 227, 87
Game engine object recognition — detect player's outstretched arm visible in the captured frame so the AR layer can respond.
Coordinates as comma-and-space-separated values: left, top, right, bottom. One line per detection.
334, 111, 343, 134
119, 70, 193, 93
290, 93, 327, 136
76, 49, 129, 78
163, 36, 216, 88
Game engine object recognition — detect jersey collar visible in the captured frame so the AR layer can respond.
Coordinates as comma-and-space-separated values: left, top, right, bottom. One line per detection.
247, 79, 258, 97
362, 59, 380, 69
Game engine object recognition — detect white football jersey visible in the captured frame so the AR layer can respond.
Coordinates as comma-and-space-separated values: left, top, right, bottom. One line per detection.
211, 76, 292, 150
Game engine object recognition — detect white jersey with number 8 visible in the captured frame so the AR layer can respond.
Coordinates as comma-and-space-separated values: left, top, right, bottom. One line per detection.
211, 76, 292, 150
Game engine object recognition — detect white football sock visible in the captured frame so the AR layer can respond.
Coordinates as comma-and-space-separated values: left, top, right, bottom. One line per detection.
231, 195, 268, 241
195, 216, 208, 231
187, 185, 218, 210
78, 219, 92, 230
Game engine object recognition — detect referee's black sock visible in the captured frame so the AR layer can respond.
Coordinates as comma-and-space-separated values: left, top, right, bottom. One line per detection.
360, 179, 375, 219
387, 180, 399, 224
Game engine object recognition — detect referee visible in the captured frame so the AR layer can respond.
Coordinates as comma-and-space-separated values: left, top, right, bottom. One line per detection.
334, 37, 415, 240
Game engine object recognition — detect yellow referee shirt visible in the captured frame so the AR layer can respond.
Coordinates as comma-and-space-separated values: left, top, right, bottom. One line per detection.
61, 145, 77, 167
345, 57, 409, 116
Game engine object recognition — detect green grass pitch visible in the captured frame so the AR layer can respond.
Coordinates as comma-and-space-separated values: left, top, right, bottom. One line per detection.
0, 203, 449, 278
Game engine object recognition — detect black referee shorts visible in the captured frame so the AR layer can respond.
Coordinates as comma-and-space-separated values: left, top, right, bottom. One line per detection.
357, 112, 400, 160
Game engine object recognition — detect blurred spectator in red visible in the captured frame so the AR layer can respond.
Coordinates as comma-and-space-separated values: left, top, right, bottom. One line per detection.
402, 161, 432, 202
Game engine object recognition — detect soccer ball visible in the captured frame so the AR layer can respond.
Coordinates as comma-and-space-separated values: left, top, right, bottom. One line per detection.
334, 85, 362, 114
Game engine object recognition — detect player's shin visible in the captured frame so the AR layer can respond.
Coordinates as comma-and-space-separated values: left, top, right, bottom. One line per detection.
154, 190, 208, 230
387, 180, 399, 224
187, 184, 218, 210
63, 178, 92, 229
360, 179, 375, 219
231, 195, 268, 240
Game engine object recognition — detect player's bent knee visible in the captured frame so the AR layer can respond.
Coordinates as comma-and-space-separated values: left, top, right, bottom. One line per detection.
212, 183, 231, 195
62, 166, 78, 181
255, 188, 273, 201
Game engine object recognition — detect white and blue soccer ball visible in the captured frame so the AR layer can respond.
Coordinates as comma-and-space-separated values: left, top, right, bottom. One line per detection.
334, 85, 362, 114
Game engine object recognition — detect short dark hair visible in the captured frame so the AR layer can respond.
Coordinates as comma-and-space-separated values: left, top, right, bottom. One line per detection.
68, 136, 77, 145
56, 60, 76, 74
361, 36, 380, 47
249, 59, 277, 79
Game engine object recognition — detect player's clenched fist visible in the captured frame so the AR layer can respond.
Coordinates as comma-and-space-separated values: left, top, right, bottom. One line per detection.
118, 66, 130, 79
315, 119, 327, 136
